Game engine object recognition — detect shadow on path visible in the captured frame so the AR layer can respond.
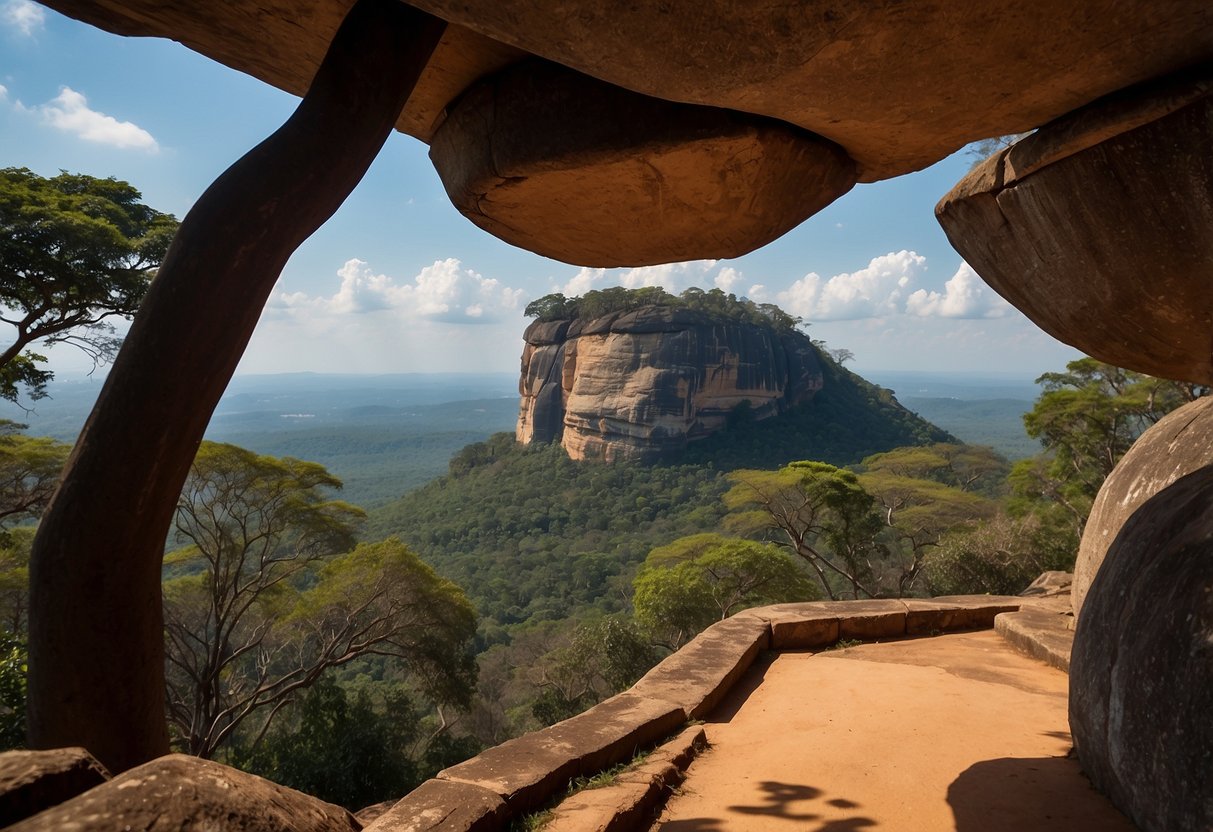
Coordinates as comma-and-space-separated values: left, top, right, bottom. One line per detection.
948, 757, 1136, 831
658, 780, 876, 831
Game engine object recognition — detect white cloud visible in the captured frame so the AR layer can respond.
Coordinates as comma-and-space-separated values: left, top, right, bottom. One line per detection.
714, 267, 744, 293
779, 250, 926, 321
905, 262, 1011, 319
559, 260, 723, 296
0, 84, 7, 102
274, 257, 525, 325
35, 87, 159, 151
2, 0, 44, 36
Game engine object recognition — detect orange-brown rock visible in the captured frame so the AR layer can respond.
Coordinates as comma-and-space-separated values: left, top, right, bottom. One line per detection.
430, 60, 856, 267
937, 69, 1213, 384
1073, 396, 1213, 618
9, 754, 359, 832
40, 0, 1213, 261
517, 307, 823, 462
1070, 466, 1213, 832
43, 0, 1212, 180
0, 748, 109, 826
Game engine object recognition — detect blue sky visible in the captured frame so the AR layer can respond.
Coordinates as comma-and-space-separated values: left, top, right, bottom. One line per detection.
0, 1, 1081, 380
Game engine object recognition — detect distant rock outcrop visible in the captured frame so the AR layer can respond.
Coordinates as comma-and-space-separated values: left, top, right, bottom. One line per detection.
517, 306, 824, 462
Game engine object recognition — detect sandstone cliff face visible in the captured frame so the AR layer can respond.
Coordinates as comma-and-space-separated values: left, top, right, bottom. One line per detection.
517, 307, 823, 462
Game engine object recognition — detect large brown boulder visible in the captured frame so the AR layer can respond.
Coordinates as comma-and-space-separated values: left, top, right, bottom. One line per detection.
430, 60, 856, 267
40, 0, 1213, 262
516, 307, 824, 462
0, 748, 109, 826
1074, 396, 1213, 618
9, 754, 359, 832
937, 69, 1213, 384
1070, 466, 1213, 831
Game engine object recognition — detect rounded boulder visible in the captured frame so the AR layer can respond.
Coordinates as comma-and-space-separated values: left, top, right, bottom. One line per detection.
1070, 464, 1213, 831
429, 60, 857, 267
1073, 395, 1213, 618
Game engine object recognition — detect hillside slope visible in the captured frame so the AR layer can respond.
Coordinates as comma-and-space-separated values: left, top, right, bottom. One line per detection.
369, 352, 952, 631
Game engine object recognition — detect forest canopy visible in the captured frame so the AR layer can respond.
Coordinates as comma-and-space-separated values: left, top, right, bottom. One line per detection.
524, 286, 803, 332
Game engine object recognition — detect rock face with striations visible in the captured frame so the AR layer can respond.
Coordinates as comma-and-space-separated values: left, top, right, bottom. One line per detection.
517, 307, 824, 462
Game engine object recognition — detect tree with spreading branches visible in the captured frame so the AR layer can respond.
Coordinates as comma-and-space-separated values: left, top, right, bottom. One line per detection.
0, 167, 178, 401
162, 442, 476, 759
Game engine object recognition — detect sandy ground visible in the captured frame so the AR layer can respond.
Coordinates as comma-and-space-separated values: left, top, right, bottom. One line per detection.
654, 631, 1136, 831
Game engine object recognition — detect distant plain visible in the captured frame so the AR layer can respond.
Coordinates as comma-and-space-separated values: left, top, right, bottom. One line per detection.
1, 369, 1038, 508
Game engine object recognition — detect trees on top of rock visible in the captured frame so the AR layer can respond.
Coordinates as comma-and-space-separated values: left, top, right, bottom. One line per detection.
0, 168, 178, 403
523, 286, 803, 332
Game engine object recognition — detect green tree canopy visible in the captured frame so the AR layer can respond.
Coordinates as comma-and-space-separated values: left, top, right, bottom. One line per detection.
162, 442, 476, 759
724, 462, 884, 600
0, 167, 178, 401
1015, 357, 1206, 535
633, 534, 817, 649
522, 286, 803, 332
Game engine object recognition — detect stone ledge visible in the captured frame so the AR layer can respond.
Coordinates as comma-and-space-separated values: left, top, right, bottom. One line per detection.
544, 726, 707, 832
437, 693, 685, 816
995, 607, 1074, 673
363, 778, 507, 832
740, 597, 1023, 648
630, 614, 770, 719
0, 747, 110, 827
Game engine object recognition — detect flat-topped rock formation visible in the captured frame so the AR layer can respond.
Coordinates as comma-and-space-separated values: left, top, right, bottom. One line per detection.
516, 307, 824, 462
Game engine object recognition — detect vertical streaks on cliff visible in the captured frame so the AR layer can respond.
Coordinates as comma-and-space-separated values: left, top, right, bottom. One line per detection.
517, 307, 823, 462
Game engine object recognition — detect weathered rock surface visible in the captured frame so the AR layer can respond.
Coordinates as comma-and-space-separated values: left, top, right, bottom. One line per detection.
1073, 396, 1213, 619
0, 748, 110, 826
362, 778, 507, 832
517, 307, 823, 462
430, 60, 856, 267
9, 754, 359, 832
41, 1, 1213, 261
1070, 466, 1213, 832
937, 70, 1213, 384
438, 693, 684, 815
47, 0, 1210, 180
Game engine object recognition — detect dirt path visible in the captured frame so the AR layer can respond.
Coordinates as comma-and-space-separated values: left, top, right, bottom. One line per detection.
654, 631, 1135, 831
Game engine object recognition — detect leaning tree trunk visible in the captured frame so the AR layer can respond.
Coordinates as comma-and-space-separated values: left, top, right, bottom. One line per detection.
27, 0, 445, 773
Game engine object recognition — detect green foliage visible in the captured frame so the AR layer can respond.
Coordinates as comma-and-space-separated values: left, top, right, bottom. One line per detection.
1017, 357, 1205, 534
0, 427, 70, 533
725, 462, 884, 599
859, 443, 1009, 497
164, 442, 476, 760
681, 354, 954, 470
725, 456, 996, 599
633, 535, 817, 649
922, 512, 1074, 596
0, 527, 34, 635
523, 286, 802, 333
0, 632, 26, 750
0, 167, 178, 401
369, 439, 729, 629
527, 616, 658, 726
232, 677, 422, 810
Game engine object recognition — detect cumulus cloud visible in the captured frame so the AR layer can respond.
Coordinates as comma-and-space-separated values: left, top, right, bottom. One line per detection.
905, 262, 1011, 319
34, 87, 159, 151
0, 84, 7, 102
274, 257, 525, 324
559, 260, 723, 296
779, 250, 926, 321
2, 0, 44, 35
